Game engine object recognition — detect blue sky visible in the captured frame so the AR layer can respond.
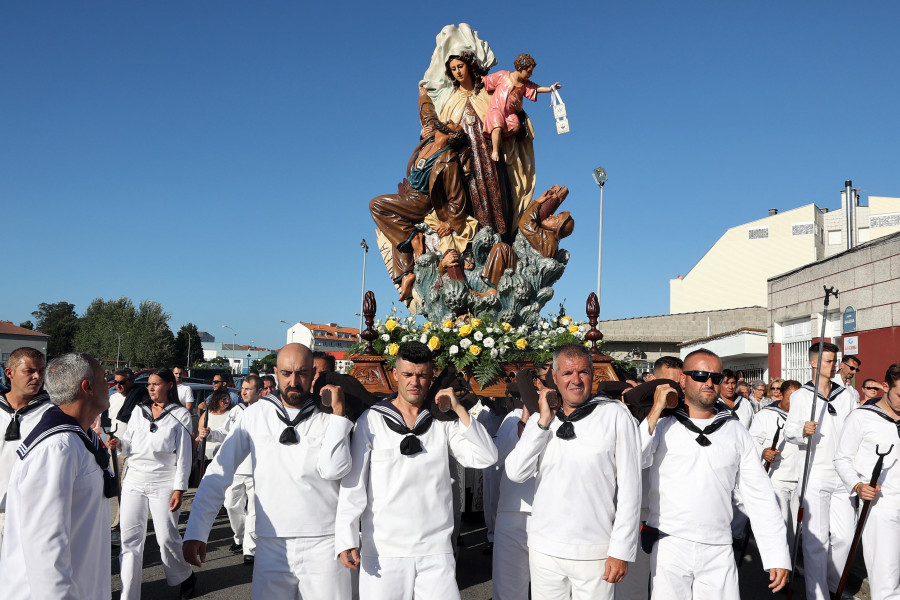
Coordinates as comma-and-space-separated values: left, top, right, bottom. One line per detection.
3, 1, 899, 351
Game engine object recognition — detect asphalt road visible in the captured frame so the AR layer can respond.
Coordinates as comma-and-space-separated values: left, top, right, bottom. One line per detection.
112, 492, 870, 599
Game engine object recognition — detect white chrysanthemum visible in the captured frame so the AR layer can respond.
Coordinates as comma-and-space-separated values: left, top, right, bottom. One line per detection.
490, 348, 498, 359
443, 327, 451, 333
486, 327, 494, 334
483, 337, 495, 348
449, 345, 459, 355
474, 331, 484, 341
541, 321, 550, 330
460, 338, 472, 349
381, 334, 390, 342
556, 327, 565, 334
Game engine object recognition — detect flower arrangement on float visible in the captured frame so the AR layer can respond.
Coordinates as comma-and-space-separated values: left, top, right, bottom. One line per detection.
349, 307, 595, 386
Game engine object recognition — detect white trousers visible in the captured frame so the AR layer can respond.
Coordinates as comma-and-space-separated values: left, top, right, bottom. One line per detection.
862, 500, 900, 600
225, 473, 256, 554
800, 477, 855, 600
482, 465, 501, 542
650, 536, 738, 600
0, 510, 5, 554
252, 535, 349, 600
493, 512, 530, 600
529, 548, 613, 600
119, 479, 193, 600
359, 553, 460, 600
772, 479, 799, 551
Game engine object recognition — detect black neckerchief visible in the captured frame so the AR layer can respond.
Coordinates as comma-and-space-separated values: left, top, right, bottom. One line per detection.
370, 399, 433, 455
262, 394, 316, 445
671, 404, 736, 446
139, 404, 179, 433
0, 391, 51, 441
802, 380, 844, 416
555, 398, 604, 440
857, 404, 900, 440
17, 406, 118, 498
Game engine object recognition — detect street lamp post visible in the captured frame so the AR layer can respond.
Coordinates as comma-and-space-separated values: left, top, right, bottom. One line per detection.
359, 239, 369, 340
222, 325, 236, 374
280, 319, 295, 343
110, 330, 129, 370
592, 166, 608, 319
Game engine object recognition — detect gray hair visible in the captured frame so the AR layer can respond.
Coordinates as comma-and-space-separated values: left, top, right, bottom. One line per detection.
552, 343, 594, 372
45, 353, 97, 406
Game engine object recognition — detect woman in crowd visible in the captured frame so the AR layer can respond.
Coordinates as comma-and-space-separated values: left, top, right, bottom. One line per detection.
198, 389, 231, 467
763, 378, 784, 409
109, 368, 196, 599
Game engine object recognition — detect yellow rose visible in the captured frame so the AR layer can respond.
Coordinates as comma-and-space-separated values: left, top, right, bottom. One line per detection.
569, 325, 580, 334
385, 319, 398, 332
502, 322, 512, 332
428, 336, 441, 351
387, 343, 399, 356
515, 338, 528, 350
469, 344, 482, 356
423, 321, 432, 331
471, 318, 482, 327
442, 319, 454, 329
560, 316, 573, 326
459, 324, 473, 337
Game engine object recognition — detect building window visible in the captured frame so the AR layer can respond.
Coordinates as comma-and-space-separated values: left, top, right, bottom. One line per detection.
748, 227, 769, 240
871, 213, 900, 228
792, 222, 814, 236
828, 230, 842, 245
782, 340, 812, 382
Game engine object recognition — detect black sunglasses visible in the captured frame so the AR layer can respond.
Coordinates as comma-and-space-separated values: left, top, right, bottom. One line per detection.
212, 380, 225, 384
846, 365, 859, 372
864, 386, 881, 391
770, 386, 781, 391
684, 370, 724, 384
114, 380, 127, 386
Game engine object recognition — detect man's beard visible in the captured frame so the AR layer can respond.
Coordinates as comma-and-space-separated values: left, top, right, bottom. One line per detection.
282, 386, 308, 407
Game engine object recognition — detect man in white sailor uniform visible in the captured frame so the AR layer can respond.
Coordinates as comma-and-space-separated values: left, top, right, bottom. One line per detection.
200, 373, 263, 563
784, 342, 857, 600
641, 348, 790, 599
0, 352, 115, 599
719, 369, 753, 428
335, 341, 498, 600
834, 363, 900, 600
183, 343, 354, 599
748, 379, 804, 550
505, 343, 642, 600
0, 346, 51, 552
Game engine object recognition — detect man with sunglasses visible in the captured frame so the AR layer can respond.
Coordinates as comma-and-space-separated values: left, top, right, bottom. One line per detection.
834, 355, 861, 407
211, 374, 240, 407
113, 368, 150, 425
783, 342, 857, 600
641, 348, 790, 599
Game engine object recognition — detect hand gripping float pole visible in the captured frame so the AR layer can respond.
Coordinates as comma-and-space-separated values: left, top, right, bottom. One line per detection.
736, 418, 784, 567
834, 444, 894, 598
787, 285, 839, 599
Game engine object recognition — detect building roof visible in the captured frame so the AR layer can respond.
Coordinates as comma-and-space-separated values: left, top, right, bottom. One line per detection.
598, 306, 768, 344
678, 327, 767, 348
301, 321, 359, 341
0, 321, 50, 338
769, 229, 900, 282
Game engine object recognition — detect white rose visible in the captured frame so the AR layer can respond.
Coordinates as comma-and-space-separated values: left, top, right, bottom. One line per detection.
401, 335, 409, 342
490, 348, 498, 359
474, 331, 484, 341
420, 333, 428, 343
460, 338, 472, 349
381, 334, 390, 342
449, 345, 459, 355
484, 337, 495, 348
556, 327, 565, 334
499, 346, 507, 355
443, 327, 451, 333
541, 321, 550, 330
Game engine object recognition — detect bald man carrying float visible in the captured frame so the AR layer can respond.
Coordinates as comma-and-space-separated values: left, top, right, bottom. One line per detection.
183, 343, 354, 599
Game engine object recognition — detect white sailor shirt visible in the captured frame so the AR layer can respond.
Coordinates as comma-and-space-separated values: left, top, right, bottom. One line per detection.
494, 409, 535, 514
640, 410, 791, 570
207, 402, 252, 475
335, 402, 497, 558
720, 396, 754, 429
185, 395, 352, 541
749, 404, 803, 483
117, 403, 193, 490
505, 398, 642, 562
0, 392, 52, 511
784, 381, 856, 482
0, 420, 111, 599
834, 405, 900, 507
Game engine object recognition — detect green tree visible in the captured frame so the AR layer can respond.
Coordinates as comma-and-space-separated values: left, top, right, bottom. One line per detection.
130, 300, 175, 367
18, 320, 34, 330
251, 353, 277, 373
74, 298, 136, 363
173, 323, 203, 368
32, 302, 80, 356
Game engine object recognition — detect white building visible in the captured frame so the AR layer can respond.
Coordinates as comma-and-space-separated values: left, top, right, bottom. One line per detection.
670, 190, 900, 314
284, 321, 359, 372
201, 343, 274, 375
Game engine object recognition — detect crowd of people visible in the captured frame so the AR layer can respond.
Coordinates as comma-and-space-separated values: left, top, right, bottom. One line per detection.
0, 340, 897, 599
